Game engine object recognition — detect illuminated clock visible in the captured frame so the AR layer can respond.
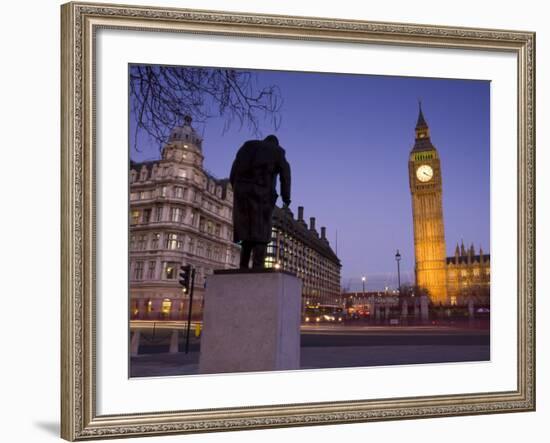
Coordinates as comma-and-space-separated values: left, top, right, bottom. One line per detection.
416, 164, 433, 182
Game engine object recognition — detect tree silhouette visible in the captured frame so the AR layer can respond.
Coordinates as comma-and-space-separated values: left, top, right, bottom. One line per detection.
130, 65, 283, 152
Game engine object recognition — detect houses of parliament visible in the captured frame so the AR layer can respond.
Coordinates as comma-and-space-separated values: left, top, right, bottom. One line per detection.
409, 105, 490, 306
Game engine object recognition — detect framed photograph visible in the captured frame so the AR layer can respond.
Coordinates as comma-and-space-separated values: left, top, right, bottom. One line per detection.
61, 1, 535, 440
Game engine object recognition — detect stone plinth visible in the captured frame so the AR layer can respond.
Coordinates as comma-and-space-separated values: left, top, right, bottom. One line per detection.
198, 270, 302, 375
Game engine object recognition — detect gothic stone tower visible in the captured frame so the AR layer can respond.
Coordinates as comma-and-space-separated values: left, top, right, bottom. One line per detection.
408, 104, 448, 304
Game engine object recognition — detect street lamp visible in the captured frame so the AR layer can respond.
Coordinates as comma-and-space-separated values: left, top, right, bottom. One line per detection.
395, 249, 402, 294
361, 276, 366, 312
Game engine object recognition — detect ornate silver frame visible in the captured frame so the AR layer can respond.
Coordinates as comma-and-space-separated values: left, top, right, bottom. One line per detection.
61, 2, 536, 440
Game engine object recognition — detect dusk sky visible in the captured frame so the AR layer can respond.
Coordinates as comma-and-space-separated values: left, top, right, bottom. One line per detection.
130, 67, 490, 292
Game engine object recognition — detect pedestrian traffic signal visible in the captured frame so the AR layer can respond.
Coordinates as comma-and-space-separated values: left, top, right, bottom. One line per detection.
179, 264, 192, 293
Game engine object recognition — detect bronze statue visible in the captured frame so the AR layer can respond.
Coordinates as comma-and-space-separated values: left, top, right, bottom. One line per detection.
230, 135, 291, 269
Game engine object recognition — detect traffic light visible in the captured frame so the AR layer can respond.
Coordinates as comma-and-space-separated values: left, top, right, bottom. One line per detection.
179, 264, 192, 293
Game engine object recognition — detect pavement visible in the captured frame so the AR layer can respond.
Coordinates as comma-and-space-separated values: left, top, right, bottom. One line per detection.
130, 325, 490, 377
130, 344, 490, 377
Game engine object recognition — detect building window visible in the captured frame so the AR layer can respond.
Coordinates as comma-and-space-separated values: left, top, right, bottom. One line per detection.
162, 262, 178, 279
130, 210, 140, 225
151, 233, 160, 249
178, 169, 187, 178
160, 186, 168, 197
215, 224, 221, 237
165, 233, 183, 250
155, 206, 163, 222
196, 242, 204, 257
187, 238, 195, 254
174, 186, 186, 199
136, 234, 147, 250
170, 207, 185, 223
133, 261, 144, 280
130, 192, 139, 201
130, 234, 136, 250
161, 299, 172, 316
143, 208, 152, 223
147, 261, 156, 279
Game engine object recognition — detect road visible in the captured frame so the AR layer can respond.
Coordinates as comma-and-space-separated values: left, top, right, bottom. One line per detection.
300, 324, 489, 347
130, 322, 490, 376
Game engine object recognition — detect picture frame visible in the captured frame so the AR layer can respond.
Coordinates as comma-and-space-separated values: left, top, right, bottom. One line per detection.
60, 1, 536, 440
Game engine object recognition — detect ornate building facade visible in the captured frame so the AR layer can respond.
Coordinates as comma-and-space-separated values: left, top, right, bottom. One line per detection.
446, 242, 490, 306
266, 206, 341, 305
129, 116, 240, 320
408, 105, 490, 305
130, 117, 342, 319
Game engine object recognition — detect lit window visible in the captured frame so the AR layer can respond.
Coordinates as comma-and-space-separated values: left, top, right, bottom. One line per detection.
161, 299, 172, 315
178, 169, 187, 178
130, 210, 140, 225
163, 262, 178, 279
165, 233, 183, 250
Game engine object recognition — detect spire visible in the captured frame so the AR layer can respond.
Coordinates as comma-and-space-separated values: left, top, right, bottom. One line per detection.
414, 100, 431, 142
416, 100, 428, 129
460, 240, 466, 256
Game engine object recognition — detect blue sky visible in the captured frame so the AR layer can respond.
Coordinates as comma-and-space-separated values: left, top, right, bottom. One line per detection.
130, 67, 490, 291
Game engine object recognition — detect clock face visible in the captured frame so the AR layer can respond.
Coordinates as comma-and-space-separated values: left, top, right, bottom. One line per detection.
416, 164, 434, 182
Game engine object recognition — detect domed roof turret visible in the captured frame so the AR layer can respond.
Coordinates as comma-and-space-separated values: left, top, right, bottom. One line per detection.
168, 115, 202, 149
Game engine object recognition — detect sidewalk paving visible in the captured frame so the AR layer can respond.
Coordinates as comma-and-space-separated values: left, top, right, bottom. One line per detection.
130, 344, 490, 377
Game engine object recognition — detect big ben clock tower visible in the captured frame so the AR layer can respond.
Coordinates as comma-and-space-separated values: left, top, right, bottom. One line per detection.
409, 103, 448, 304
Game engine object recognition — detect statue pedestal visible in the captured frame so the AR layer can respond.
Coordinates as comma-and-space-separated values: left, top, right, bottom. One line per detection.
198, 270, 302, 375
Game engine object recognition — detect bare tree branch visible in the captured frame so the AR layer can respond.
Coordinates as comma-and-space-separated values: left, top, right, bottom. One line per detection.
130, 65, 283, 152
